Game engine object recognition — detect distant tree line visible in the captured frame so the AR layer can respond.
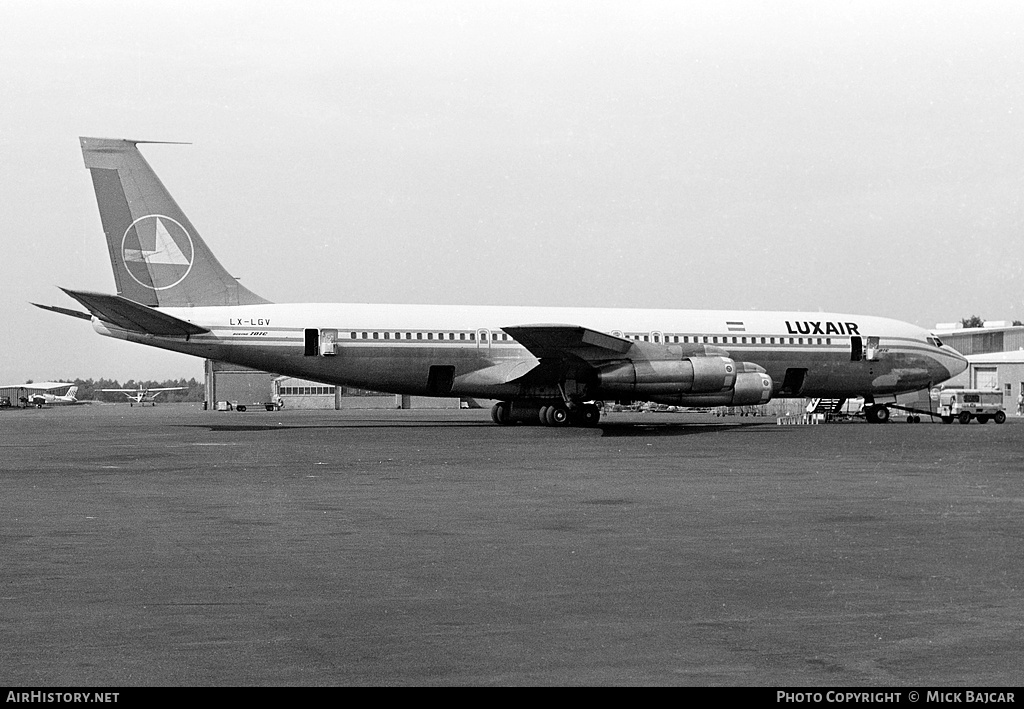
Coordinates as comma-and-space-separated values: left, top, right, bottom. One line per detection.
960, 316, 1024, 328
57, 378, 205, 403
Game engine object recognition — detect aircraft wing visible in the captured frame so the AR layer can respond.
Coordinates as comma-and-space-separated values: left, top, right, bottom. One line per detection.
0, 381, 76, 390
99, 387, 185, 393
501, 325, 633, 364
500, 324, 735, 386
58, 289, 209, 337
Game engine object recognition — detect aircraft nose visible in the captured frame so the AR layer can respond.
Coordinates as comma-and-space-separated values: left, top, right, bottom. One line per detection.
944, 346, 969, 379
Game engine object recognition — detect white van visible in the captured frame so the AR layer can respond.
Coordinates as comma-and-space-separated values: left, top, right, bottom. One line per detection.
937, 389, 1006, 424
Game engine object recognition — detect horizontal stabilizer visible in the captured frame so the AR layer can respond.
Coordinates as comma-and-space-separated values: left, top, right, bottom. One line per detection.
31, 303, 92, 321
503, 325, 633, 363
59, 288, 209, 337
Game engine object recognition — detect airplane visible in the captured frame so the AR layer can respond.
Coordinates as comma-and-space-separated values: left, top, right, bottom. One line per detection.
0, 382, 80, 408
33, 137, 968, 426
99, 386, 187, 406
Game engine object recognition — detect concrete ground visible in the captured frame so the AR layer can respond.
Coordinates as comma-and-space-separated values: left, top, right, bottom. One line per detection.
1, 404, 1021, 686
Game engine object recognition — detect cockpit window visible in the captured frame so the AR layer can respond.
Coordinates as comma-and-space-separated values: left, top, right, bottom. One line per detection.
927, 336, 944, 347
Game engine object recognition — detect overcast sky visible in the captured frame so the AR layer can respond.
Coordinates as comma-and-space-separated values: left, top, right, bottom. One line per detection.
2, 0, 1023, 383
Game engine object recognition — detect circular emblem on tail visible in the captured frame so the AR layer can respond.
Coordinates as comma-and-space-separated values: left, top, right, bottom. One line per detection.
121, 215, 195, 290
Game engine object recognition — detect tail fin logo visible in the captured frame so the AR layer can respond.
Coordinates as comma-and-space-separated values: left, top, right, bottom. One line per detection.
121, 215, 195, 291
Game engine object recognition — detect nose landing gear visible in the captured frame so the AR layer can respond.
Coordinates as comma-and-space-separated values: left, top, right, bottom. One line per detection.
864, 404, 890, 424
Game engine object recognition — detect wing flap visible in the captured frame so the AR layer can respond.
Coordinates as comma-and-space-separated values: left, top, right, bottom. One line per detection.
59, 288, 209, 337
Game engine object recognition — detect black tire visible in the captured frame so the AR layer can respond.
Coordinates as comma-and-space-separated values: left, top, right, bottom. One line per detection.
490, 401, 512, 425
549, 405, 570, 426
874, 406, 890, 423
942, 416, 954, 424
538, 405, 550, 425
570, 404, 601, 427
977, 416, 989, 424
958, 411, 971, 424
237, 405, 247, 412
995, 411, 1007, 424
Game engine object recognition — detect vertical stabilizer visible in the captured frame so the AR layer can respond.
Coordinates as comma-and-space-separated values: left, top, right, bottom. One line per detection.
80, 137, 269, 307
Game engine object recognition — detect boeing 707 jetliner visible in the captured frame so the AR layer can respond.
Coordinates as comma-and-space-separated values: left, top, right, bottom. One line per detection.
34, 137, 967, 426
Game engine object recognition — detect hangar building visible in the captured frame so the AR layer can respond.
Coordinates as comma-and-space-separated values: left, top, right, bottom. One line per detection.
273, 376, 462, 410
204, 359, 464, 411
933, 321, 1024, 415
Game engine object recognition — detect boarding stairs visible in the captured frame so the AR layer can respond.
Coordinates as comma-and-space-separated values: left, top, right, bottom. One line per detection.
808, 398, 846, 416
776, 398, 847, 425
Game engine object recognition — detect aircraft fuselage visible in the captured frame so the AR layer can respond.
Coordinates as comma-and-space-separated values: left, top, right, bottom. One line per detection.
92, 302, 966, 404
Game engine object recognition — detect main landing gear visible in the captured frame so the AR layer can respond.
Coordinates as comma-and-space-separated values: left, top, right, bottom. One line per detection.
490, 401, 601, 427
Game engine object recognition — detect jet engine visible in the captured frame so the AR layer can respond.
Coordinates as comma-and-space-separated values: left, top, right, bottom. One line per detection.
596, 356, 773, 406
673, 371, 774, 407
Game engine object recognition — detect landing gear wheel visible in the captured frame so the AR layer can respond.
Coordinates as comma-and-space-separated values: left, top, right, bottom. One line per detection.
547, 405, 570, 426
875, 406, 889, 423
538, 405, 550, 425
490, 401, 512, 425
866, 405, 889, 423
579, 404, 601, 426
958, 411, 971, 424
569, 404, 601, 427
995, 411, 1007, 424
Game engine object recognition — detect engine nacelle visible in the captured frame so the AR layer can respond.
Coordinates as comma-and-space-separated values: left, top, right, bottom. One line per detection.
597, 356, 773, 406
674, 371, 774, 407
597, 356, 737, 399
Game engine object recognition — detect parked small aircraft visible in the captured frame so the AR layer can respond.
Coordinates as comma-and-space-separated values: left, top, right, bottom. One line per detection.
0, 382, 80, 407
100, 386, 186, 406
